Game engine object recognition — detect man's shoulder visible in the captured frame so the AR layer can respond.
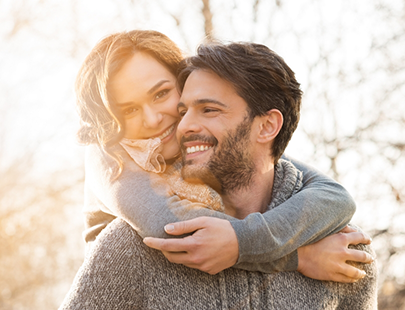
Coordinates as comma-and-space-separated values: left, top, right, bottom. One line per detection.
60, 219, 146, 309
85, 218, 146, 264
89, 219, 170, 263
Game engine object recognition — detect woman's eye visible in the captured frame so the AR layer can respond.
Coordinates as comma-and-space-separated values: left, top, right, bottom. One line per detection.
123, 107, 138, 116
155, 89, 169, 100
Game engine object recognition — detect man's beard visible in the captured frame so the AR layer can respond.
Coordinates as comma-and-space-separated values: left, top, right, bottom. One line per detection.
180, 116, 256, 194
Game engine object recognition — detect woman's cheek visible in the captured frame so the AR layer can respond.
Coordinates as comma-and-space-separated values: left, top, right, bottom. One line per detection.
124, 118, 142, 139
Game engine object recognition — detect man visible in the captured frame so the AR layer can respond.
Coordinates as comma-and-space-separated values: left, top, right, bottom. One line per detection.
60, 42, 377, 309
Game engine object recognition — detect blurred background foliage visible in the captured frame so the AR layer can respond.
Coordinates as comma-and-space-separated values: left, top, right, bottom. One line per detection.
0, 0, 404, 309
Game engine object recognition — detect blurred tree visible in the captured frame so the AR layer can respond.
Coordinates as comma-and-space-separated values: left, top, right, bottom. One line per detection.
0, 151, 85, 309
0, 1, 87, 309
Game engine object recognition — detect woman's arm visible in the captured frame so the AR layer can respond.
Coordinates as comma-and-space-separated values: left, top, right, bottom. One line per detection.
86, 145, 355, 273
231, 154, 355, 271
145, 154, 357, 275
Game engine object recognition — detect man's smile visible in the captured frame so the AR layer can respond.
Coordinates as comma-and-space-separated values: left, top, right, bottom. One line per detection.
182, 142, 214, 162
186, 144, 213, 154
180, 135, 217, 161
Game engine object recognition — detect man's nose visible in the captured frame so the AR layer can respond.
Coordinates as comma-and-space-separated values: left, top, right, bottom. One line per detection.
177, 110, 201, 137
142, 106, 162, 129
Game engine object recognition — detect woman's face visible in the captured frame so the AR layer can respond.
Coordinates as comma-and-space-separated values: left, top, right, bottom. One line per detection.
109, 52, 180, 160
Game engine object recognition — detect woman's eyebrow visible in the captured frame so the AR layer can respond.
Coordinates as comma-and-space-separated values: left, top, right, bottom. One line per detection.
147, 80, 170, 95
115, 101, 134, 108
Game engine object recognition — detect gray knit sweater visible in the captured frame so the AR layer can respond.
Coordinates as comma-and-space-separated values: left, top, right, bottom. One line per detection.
60, 160, 377, 309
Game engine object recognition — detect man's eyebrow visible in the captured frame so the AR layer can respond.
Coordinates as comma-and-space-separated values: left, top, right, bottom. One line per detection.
177, 101, 186, 110
116, 80, 170, 107
177, 98, 227, 109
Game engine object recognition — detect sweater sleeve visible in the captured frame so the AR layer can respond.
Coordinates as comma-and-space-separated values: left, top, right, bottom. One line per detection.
231, 154, 356, 272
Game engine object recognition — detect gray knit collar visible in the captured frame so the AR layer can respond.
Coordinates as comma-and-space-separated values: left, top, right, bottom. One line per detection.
267, 159, 303, 211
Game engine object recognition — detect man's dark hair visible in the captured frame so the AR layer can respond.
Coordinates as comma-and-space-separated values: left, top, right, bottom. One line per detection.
177, 42, 302, 163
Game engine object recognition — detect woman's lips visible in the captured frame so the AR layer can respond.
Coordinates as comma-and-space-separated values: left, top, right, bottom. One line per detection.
152, 123, 176, 143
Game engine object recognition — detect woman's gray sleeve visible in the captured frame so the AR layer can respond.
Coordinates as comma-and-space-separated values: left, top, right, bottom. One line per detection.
231, 154, 355, 272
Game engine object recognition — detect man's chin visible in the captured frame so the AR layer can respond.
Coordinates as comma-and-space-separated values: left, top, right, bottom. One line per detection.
181, 164, 222, 192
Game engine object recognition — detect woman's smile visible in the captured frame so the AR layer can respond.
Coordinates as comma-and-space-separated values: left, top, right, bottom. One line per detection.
150, 123, 177, 143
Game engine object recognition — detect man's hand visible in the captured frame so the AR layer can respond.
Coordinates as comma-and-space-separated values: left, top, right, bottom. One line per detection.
143, 217, 239, 275
297, 226, 374, 283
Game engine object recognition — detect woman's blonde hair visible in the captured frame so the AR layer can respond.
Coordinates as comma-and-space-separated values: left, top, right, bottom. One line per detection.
75, 30, 183, 177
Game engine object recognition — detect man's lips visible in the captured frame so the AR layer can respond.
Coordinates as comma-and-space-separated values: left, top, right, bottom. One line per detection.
185, 144, 213, 154
180, 134, 217, 157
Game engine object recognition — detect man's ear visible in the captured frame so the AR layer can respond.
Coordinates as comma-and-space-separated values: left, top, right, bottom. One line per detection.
256, 109, 283, 144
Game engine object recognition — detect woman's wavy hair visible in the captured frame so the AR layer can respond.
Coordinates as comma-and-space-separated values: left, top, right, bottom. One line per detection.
75, 30, 183, 177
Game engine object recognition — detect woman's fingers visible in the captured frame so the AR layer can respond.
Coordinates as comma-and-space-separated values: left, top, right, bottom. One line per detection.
346, 248, 374, 264
143, 236, 193, 252
164, 217, 211, 235
338, 263, 367, 280
340, 231, 372, 246
339, 225, 357, 234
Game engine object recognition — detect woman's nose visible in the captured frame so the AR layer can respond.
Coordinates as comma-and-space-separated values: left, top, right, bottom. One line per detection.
142, 106, 162, 129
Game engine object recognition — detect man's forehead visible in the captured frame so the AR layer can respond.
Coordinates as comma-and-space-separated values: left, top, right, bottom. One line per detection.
180, 69, 241, 107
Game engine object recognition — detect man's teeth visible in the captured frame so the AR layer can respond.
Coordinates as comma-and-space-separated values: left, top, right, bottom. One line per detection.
186, 145, 212, 154
158, 125, 174, 140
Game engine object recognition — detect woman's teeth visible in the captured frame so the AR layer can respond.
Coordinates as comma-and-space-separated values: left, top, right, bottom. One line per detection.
158, 125, 175, 140
186, 145, 212, 154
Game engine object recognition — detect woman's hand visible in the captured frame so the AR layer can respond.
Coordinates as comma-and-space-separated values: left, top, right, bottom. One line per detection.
297, 226, 374, 283
143, 217, 239, 275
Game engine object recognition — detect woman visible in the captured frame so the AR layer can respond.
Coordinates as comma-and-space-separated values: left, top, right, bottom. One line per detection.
76, 30, 357, 274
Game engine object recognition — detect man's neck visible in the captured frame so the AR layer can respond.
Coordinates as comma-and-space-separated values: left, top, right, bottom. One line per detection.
221, 163, 275, 219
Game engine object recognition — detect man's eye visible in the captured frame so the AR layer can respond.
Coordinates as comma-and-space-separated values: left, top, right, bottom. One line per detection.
155, 89, 169, 100
123, 107, 138, 116
178, 109, 187, 117
203, 107, 218, 113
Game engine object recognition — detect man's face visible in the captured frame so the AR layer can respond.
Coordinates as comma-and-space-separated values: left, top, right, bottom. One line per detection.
177, 70, 256, 193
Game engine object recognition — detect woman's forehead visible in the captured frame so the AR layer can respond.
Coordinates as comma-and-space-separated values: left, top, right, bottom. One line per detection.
109, 52, 176, 104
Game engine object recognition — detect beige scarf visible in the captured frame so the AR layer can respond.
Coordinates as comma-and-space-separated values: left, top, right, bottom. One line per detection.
120, 138, 224, 212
